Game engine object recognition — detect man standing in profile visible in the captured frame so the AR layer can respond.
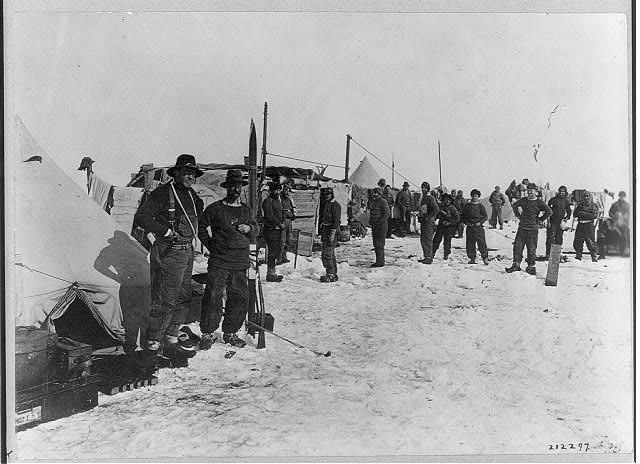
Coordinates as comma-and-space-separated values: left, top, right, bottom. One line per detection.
134, 154, 204, 369
488, 185, 506, 229
197, 169, 259, 349
320, 188, 341, 282
279, 183, 296, 264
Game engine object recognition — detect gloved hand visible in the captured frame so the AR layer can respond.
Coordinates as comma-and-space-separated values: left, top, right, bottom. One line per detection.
329, 229, 337, 242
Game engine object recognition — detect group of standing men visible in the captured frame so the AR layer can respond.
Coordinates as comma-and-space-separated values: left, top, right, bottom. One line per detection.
132, 154, 630, 369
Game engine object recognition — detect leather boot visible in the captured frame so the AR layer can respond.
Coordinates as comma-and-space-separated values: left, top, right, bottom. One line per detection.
266, 266, 283, 282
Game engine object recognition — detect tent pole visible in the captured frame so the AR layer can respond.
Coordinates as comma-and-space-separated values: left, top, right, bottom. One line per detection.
344, 134, 351, 181
260, 102, 268, 184
438, 140, 442, 189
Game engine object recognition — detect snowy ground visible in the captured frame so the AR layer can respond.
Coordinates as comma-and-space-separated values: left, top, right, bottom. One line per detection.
14, 221, 633, 460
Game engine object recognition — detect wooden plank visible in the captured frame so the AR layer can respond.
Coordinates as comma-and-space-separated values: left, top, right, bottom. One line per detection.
545, 244, 562, 286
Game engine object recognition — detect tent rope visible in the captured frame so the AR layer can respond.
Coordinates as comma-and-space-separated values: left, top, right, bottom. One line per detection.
266, 152, 344, 169
14, 262, 76, 285
349, 138, 421, 189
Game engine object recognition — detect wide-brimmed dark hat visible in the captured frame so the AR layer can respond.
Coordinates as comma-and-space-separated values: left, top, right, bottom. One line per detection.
470, 189, 481, 197
403, 181, 410, 187
441, 193, 453, 202
220, 169, 248, 187
268, 180, 282, 191
167, 154, 203, 178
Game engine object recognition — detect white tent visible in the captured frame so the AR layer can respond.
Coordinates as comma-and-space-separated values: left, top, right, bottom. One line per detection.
348, 156, 383, 189
12, 116, 150, 350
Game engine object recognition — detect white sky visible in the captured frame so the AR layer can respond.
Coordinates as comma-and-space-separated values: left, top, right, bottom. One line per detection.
10, 8, 631, 196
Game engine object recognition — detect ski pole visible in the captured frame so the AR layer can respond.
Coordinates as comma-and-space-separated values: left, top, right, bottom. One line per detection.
246, 320, 331, 357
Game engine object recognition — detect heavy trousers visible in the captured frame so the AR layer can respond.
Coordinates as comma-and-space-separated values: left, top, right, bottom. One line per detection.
371, 222, 388, 265
200, 266, 249, 335
264, 228, 283, 270
545, 221, 565, 256
420, 221, 436, 261
465, 225, 488, 260
321, 231, 338, 275
457, 222, 465, 238
573, 222, 597, 258
403, 208, 412, 233
146, 241, 194, 343
513, 228, 539, 266
280, 218, 293, 260
433, 225, 456, 257
489, 205, 503, 228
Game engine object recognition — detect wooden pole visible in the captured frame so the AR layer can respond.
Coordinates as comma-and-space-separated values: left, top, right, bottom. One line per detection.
392, 153, 395, 188
438, 140, 442, 189
344, 134, 351, 181
248, 119, 258, 214
260, 103, 268, 183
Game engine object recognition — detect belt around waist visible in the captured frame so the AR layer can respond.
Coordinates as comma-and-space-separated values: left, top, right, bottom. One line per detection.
578, 220, 594, 224
157, 240, 193, 249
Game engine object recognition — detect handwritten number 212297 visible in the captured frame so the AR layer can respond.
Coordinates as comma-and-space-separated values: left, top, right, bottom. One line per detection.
548, 443, 589, 452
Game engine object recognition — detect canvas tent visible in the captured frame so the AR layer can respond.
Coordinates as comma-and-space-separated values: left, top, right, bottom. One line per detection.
12, 117, 150, 350
348, 156, 383, 189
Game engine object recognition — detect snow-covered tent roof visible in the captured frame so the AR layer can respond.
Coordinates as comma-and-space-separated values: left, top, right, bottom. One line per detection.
12, 116, 150, 350
348, 156, 383, 189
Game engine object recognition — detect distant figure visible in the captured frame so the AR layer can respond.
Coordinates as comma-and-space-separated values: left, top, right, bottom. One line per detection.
279, 184, 296, 264
607, 191, 630, 255
396, 181, 413, 235
461, 189, 489, 265
488, 185, 507, 229
262, 181, 285, 282
382, 184, 395, 238
320, 188, 341, 282
453, 190, 467, 238
369, 187, 390, 267
418, 182, 439, 264
450, 189, 457, 199
544, 185, 572, 260
506, 183, 552, 275
516, 178, 530, 200
572, 191, 600, 262
432, 193, 459, 260
505, 180, 519, 203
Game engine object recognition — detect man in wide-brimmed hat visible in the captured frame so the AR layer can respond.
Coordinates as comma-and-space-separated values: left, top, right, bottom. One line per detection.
261, 180, 286, 282
134, 154, 204, 369
396, 181, 413, 235
198, 169, 259, 349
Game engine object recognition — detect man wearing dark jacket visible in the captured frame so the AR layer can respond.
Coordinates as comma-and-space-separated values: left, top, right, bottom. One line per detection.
461, 189, 489, 265
279, 184, 296, 264
396, 181, 413, 235
573, 191, 600, 261
320, 188, 341, 282
432, 193, 460, 260
453, 190, 466, 238
134, 154, 204, 368
261, 181, 285, 282
544, 185, 572, 259
418, 182, 439, 264
382, 184, 395, 238
488, 185, 506, 229
369, 187, 391, 267
506, 183, 552, 274
197, 169, 259, 349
